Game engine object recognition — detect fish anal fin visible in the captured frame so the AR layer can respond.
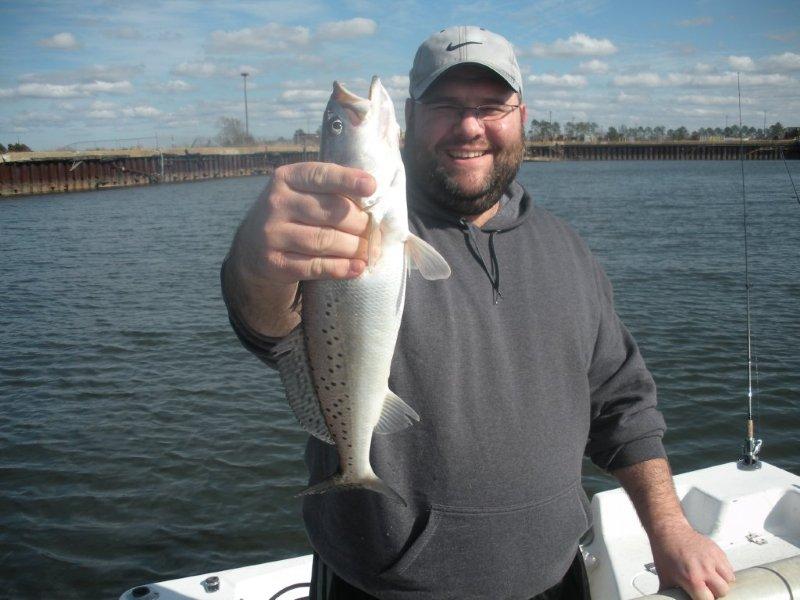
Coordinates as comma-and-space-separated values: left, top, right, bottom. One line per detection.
374, 389, 420, 435
406, 233, 451, 280
273, 326, 335, 445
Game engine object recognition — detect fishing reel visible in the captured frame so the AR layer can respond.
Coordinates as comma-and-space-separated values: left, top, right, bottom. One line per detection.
738, 434, 763, 470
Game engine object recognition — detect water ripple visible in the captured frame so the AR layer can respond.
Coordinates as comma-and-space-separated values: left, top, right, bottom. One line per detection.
2, 164, 799, 597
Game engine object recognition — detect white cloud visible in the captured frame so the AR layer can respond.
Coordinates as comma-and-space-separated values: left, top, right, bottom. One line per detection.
527, 73, 588, 88
209, 23, 310, 52
82, 80, 133, 93
678, 17, 713, 27
121, 105, 161, 118
315, 18, 377, 41
677, 95, 753, 106
528, 33, 617, 58
762, 52, 800, 72
666, 72, 794, 86
279, 89, 332, 101
0, 80, 132, 98
19, 64, 144, 84
613, 73, 662, 87
692, 63, 714, 74
38, 32, 80, 50
280, 78, 319, 89
88, 109, 117, 120
577, 59, 609, 74
728, 55, 756, 71
387, 75, 409, 88
90, 100, 116, 110
615, 91, 648, 104
163, 79, 194, 92
171, 61, 260, 78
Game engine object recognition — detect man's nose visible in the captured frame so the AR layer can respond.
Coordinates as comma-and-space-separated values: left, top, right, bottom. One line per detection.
452, 108, 485, 136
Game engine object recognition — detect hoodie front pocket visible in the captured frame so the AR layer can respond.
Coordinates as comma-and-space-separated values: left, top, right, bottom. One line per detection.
381, 482, 590, 599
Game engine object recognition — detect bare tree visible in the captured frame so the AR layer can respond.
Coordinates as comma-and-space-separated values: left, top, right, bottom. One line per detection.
215, 117, 256, 146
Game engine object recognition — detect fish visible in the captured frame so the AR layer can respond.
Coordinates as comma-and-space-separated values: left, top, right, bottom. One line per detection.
273, 76, 451, 505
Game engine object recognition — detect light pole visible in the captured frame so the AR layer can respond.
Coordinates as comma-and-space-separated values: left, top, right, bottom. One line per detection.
241, 72, 250, 138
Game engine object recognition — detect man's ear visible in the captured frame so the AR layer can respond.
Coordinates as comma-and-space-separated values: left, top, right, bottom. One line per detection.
519, 103, 528, 127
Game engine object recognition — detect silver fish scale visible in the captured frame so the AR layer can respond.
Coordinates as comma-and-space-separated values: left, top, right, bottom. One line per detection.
302, 247, 406, 477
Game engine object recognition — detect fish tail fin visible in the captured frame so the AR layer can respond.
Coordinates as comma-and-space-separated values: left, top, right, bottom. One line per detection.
298, 472, 407, 506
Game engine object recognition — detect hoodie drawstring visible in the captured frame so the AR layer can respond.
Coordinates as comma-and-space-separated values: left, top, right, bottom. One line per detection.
459, 218, 503, 305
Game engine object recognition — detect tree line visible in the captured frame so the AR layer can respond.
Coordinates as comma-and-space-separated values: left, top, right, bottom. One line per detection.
1, 142, 32, 152
528, 120, 797, 142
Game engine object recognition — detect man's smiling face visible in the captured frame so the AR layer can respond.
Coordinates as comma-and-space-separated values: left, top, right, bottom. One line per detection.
404, 64, 528, 217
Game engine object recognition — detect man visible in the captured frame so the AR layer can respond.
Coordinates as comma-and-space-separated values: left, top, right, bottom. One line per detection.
222, 26, 734, 600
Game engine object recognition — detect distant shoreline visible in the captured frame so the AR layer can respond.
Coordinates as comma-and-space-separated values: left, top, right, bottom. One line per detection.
2, 140, 798, 198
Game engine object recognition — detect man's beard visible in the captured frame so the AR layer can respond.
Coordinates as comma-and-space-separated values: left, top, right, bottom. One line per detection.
403, 112, 525, 216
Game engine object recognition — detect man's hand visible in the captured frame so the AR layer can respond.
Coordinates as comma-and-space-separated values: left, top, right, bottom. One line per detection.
649, 519, 735, 599
235, 162, 377, 284
612, 459, 735, 599
225, 162, 377, 337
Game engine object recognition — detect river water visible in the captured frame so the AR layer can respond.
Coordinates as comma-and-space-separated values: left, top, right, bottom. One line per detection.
2, 161, 798, 598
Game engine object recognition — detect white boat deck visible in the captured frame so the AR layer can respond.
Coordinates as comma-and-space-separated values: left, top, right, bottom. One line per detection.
584, 461, 800, 598
120, 461, 800, 600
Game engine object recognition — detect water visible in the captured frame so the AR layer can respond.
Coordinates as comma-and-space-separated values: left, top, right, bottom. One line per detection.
1, 162, 798, 598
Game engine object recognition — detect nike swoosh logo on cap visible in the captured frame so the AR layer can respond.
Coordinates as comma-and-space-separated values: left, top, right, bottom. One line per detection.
446, 41, 482, 51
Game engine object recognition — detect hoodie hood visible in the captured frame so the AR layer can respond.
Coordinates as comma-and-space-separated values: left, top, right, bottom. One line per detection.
407, 179, 532, 305
407, 179, 531, 232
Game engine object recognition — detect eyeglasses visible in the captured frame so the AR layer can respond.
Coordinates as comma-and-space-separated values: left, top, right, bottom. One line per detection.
415, 100, 520, 123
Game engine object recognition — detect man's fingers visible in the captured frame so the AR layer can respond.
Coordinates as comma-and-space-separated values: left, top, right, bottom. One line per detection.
270, 223, 370, 261
268, 251, 366, 281
684, 582, 714, 600
277, 162, 376, 198
705, 572, 732, 598
716, 561, 736, 583
288, 192, 371, 236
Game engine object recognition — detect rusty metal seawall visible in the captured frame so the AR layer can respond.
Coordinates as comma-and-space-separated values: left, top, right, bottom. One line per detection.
525, 139, 800, 161
0, 146, 319, 198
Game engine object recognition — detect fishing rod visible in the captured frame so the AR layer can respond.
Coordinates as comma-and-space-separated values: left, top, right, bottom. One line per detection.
736, 72, 762, 470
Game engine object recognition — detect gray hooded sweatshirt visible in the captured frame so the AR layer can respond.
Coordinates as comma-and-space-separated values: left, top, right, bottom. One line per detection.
222, 180, 666, 599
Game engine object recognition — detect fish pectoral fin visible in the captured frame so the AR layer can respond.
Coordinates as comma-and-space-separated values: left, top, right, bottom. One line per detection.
405, 233, 451, 280
273, 326, 335, 445
366, 212, 381, 271
374, 389, 420, 434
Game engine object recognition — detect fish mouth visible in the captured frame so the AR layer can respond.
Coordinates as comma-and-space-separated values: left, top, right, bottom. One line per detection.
332, 81, 370, 125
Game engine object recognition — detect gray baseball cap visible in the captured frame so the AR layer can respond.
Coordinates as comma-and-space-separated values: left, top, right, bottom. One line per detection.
409, 26, 523, 100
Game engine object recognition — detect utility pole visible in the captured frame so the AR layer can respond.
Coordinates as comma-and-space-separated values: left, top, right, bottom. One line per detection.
241, 72, 250, 137
763, 110, 767, 139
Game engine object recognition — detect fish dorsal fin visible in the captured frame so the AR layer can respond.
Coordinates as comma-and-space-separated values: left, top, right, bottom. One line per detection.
374, 389, 420, 434
405, 233, 452, 280
273, 326, 334, 445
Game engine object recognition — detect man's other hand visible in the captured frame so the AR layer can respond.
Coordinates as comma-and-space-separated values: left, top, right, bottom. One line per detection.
650, 521, 735, 599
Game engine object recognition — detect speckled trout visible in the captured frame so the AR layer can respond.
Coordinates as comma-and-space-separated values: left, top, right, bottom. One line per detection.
273, 77, 451, 505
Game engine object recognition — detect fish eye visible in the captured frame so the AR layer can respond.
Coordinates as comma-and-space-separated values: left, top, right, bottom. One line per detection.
330, 119, 343, 135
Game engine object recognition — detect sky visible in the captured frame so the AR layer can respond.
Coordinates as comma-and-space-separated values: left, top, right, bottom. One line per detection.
0, 0, 798, 150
